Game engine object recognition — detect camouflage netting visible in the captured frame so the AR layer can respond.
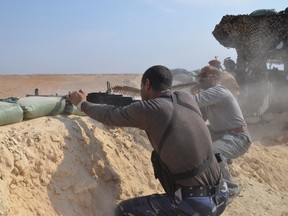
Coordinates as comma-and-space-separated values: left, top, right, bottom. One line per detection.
213, 13, 288, 84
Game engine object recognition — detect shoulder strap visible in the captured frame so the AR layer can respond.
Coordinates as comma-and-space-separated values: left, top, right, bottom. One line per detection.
157, 92, 213, 181
158, 93, 177, 155
176, 99, 202, 118
158, 93, 202, 155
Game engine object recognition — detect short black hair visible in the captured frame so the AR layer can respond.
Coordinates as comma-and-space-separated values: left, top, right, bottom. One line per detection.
141, 65, 173, 91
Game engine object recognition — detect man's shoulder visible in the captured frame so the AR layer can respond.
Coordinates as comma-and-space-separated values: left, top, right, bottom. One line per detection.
220, 70, 235, 79
210, 85, 227, 91
206, 85, 231, 96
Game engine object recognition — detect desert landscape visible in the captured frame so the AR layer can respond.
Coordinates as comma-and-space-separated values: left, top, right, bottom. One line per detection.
1, 73, 288, 216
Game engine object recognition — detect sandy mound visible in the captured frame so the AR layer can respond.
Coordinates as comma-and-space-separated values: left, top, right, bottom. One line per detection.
0, 116, 162, 215
1, 74, 288, 215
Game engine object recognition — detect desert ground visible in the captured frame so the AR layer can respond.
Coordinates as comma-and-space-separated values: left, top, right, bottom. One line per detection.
1, 74, 288, 216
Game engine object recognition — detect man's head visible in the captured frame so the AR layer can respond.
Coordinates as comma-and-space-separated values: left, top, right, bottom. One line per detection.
208, 59, 222, 69
197, 66, 220, 90
141, 65, 172, 100
223, 57, 236, 72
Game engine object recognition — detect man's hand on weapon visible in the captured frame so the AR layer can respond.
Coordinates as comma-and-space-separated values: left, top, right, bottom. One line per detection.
67, 89, 87, 106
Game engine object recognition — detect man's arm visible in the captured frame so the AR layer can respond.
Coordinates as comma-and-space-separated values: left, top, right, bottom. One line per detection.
67, 89, 148, 130
192, 86, 227, 108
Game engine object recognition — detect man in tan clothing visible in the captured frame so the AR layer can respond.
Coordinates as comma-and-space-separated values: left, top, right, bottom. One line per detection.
208, 59, 240, 100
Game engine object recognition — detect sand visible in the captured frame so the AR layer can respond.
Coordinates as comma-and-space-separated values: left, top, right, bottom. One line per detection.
0, 74, 288, 216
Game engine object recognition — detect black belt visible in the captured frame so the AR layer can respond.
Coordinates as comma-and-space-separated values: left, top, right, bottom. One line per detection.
180, 176, 224, 197
181, 185, 217, 197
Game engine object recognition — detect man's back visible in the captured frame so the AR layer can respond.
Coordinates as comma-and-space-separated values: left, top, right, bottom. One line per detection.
193, 85, 246, 132
153, 91, 221, 187
82, 90, 221, 187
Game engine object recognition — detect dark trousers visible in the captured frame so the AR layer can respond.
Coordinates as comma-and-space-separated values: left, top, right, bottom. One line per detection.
115, 183, 229, 216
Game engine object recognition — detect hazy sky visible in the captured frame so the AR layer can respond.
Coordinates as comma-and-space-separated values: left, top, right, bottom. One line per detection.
0, 1, 287, 74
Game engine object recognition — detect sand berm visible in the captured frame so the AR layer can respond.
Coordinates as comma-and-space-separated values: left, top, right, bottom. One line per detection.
0, 74, 288, 216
